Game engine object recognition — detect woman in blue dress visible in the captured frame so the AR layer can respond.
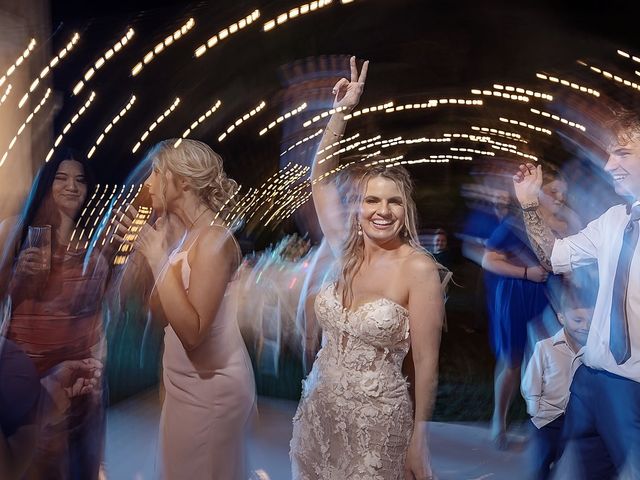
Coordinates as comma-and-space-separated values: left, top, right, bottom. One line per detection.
482, 169, 580, 448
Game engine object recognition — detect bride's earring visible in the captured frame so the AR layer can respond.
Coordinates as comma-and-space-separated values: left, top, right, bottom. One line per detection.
357, 223, 363, 236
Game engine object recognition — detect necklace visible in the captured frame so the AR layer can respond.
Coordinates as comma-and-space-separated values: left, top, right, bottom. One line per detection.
190, 208, 210, 229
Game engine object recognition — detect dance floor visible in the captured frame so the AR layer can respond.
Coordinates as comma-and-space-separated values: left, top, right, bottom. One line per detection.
105, 390, 529, 480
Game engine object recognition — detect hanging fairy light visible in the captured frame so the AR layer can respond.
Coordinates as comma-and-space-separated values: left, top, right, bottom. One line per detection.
19, 33, 79, 109
263, 1, 333, 32
259, 102, 307, 136
280, 128, 323, 156
46, 91, 97, 162
133, 97, 181, 153
498, 117, 552, 135
132, 19, 195, 76
529, 108, 586, 132
218, 100, 266, 142
73, 29, 134, 95
0, 84, 12, 106
492, 84, 553, 100
1, 88, 51, 167
0, 38, 36, 88
535, 72, 600, 97
195, 10, 260, 58
174, 100, 222, 148
87, 94, 137, 159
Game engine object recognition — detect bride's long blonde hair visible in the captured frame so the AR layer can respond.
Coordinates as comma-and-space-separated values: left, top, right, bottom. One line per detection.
338, 164, 426, 309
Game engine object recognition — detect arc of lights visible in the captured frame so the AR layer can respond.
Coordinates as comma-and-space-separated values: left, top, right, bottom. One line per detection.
498, 117, 552, 135
577, 61, 640, 94
617, 49, 640, 64
343, 102, 394, 121
0, 88, 51, 167
218, 101, 266, 142
471, 126, 526, 143
280, 128, 323, 156
19, 33, 79, 109
259, 103, 307, 136
356, 136, 450, 151
174, 100, 222, 148
264, 189, 312, 227
317, 132, 360, 155
430, 154, 472, 161
365, 154, 404, 167
46, 91, 97, 162
471, 89, 530, 103
318, 134, 382, 164
529, 108, 586, 132
195, 11, 260, 58
451, 147, 495, 156
133, 97, 181, 153
368, 156, 450, 167
269, 191, 313, 227
133, 18, 195, 76
263, 0, 333, 32
302, 105, 349, 127
87, 94, 137, 159
384, 98, 483, 114
73, 29, 134, 96
490, 144, 538, 161
262, 180, 310, 226
0, 84, 12, 106
0, 38, 36, 88
493, 84, 553, 100
535, 72, 600, 97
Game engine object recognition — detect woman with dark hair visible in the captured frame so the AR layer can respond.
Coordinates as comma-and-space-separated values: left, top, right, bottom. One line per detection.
0, 149, 109, 479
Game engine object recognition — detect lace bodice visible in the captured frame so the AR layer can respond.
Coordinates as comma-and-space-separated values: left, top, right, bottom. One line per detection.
290, 282, 414, 480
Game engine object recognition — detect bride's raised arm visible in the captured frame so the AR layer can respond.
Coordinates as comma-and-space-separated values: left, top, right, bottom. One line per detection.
311, 56, 368, 256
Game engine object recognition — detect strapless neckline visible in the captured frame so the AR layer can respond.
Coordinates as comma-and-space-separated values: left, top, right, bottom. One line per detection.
330, 283, 409, 316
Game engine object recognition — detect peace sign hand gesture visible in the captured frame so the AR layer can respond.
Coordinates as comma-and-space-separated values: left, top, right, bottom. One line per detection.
332, 56, 369, 113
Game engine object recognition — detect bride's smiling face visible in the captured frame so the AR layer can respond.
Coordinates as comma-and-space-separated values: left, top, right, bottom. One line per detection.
358, 176, 406, 243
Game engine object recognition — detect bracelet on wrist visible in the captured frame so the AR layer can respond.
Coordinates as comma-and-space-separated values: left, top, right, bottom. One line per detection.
521, 201, 539, 211
325, 125, 343, 138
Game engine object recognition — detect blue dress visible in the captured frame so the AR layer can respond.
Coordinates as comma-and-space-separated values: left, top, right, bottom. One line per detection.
486, 215, 549, 367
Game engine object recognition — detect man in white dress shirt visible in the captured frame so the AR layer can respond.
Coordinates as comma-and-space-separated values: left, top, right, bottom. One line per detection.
522, 283, 594, 479
513, 108, 640, 479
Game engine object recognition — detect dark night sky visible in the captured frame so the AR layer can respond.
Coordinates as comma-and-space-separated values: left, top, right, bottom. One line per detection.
39, 0, 640, 235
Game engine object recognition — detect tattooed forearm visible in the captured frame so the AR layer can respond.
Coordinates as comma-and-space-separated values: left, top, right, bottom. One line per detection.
522, 208, 555, 270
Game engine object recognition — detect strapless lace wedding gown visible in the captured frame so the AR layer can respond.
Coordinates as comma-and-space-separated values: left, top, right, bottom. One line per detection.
290, 282, 413, 480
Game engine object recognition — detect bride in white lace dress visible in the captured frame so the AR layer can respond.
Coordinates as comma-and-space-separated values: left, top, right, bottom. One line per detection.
290, 57, 446, 480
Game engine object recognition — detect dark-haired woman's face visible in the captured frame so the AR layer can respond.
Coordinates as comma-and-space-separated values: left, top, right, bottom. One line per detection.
52, 160, 87, 217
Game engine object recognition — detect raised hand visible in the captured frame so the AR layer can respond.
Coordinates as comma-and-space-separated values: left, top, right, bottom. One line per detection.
135, 217, 169, 271
332, 56, 369, 112
513, 163, 543, 207
16, 247, 47, 276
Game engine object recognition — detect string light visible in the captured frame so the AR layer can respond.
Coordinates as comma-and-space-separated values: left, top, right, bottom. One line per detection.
87, 94, 137, 159
535, 72, 600, 97
195, 11, 259, 58
0, 84, 12, 106
46, 91, 97, 162
318, 134, 382, 164
443, 133, 492, 142
471, 126, 526, 142
343, 101, 394, 120
174, 100, 222, 148
263, 1, 333, 32
471, 89, 530, 102
529, 108, 586, 132
19, 33, 79, 109
132, 18, 195, 76
317, 132, 360, 154
133, 97, 180, 153
616, 49, 640, 64
450, 147, 495, 156
365, 154, 404, 166
577, 62, 640, 94
356, 136, 450, 151
259, 102, 307, 135
384, 98, 483, 113
73, 29, 134, 95
489, 144, 538, 161
493, 84, 553, 100
0, 38, 36, 88
302, 105, 348, 127
280, 128, 323, 156
498, 117, 552, 135
218, 100, 266, 142
0, 88, 51, 167
430, 154, 472, 161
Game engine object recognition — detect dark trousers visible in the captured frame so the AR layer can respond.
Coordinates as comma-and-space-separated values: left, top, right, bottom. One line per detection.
561, 365, 640, 480
530, 415, 565, 480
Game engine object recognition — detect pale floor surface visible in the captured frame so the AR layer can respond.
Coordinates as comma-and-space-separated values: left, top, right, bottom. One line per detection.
105, 389, 533, 480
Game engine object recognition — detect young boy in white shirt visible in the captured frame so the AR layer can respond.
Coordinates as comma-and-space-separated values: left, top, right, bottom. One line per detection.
522, 283, 595, 479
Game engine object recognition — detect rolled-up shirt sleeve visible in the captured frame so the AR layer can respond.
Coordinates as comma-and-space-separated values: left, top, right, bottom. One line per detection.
550, 214, 602, 274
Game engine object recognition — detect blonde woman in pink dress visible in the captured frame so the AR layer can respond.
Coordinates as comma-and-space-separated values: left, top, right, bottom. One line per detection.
290, 57, 446, 480
127, 139, 255, 480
